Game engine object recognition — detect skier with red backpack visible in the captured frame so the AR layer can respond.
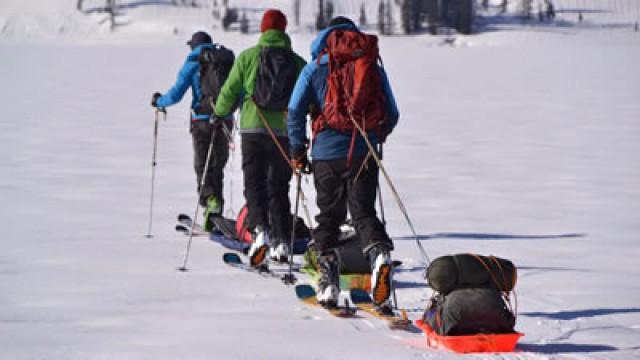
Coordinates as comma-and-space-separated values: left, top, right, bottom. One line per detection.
213, 9, 307, 268
287, 17, 399, 311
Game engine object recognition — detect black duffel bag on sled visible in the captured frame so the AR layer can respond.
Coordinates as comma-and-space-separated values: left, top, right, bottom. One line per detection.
423, 254, 518, 336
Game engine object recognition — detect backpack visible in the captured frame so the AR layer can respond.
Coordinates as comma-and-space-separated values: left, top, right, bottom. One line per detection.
252, 47, 298, 112
312, 30, 387, 140
196, 45, 235, 115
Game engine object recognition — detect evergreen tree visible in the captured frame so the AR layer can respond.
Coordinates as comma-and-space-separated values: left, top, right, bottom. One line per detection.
378, 0, 386, 34
359, 3, 367, 27
106, 0, 116, 31
326, 1, 335, 23
293, 0, 301, 27
240, 11, 249, 34
385, 0, 393, 35
316, 0, 326, 30
401, 0, 413, 34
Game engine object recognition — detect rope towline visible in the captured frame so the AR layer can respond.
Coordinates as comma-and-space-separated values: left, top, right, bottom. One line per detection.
347, 111, 431, 268
253, 102, 315, 228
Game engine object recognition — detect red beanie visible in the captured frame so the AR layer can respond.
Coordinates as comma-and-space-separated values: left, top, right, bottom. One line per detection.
261, 9, 287, 33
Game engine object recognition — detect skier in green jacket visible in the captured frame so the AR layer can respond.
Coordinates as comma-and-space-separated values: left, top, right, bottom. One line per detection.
214, 9, 307, 268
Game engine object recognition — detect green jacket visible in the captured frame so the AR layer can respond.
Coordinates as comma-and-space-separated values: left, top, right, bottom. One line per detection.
214, 30, 307, 136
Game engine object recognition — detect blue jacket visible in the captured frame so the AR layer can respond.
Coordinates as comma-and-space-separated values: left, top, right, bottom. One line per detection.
156, 44, 232, 121
287, 24, 399, 161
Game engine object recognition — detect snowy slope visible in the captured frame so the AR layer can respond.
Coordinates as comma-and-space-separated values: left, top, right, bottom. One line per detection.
1, 1, 640, 359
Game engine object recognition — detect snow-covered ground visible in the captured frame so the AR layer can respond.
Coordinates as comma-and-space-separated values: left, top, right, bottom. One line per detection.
1, 1, 640, 359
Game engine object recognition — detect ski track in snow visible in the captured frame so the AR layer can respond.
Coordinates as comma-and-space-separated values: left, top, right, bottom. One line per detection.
1, 0, 640, 359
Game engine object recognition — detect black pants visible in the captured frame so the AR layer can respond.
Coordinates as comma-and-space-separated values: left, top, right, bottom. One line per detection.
312, 156, 393, 256
241, 133, 292, 244
191, 120, 230, 207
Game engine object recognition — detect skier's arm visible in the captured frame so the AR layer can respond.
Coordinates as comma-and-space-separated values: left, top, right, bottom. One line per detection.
287, 63, 315, 153
214, 52, 245, 117
379, 66, 399, 135
156, 61, 197, 108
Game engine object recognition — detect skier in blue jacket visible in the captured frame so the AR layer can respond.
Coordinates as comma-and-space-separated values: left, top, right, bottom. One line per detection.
151, 31, 233, 230
287, 17, 399, 310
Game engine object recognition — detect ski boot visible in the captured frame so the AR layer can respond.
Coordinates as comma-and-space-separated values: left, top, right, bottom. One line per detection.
248, 225, 270, 268
369, 245, 393, 308
269, 241, 289, 264
316, 250, 340, 308
203, 195, 222, 232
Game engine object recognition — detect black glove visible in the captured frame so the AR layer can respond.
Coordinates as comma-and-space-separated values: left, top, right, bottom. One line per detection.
290, 147, 309, 173
151, 92, 162, 108
210, 115, 225, 128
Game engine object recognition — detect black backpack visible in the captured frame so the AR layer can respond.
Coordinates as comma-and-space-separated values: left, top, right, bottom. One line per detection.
197, 45, 235, 115
252, 47, 298, 112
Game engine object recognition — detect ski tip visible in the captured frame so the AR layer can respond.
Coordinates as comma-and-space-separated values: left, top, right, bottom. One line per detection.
177, 266, 189, 272
222, 252, 242, 264
177, 213, 191, 222
349, 288, 372, 304
295, 284, 316, 299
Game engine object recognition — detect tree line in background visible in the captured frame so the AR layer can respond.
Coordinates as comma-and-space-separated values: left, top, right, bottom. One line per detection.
76, 0, 639, 34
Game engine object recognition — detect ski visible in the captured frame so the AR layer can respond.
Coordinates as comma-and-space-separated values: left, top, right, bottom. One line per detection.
176, 213, 207, 234
223, 252, 288, 279
349, 288, 419, 332
175, 223, 209, 236
295, 284, 358, 318
222, 252, 302, 274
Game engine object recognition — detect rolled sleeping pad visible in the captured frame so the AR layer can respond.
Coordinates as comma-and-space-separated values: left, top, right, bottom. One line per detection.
427, 254, 517, 294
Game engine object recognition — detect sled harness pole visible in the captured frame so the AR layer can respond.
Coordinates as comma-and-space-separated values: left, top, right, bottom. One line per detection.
145, 108, 165, 238
178, 126, 219, 272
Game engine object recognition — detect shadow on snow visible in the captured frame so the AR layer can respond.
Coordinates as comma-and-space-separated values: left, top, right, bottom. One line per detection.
521, 308, 640, 321
519, 342, 617, 354
392, 232, 585, 241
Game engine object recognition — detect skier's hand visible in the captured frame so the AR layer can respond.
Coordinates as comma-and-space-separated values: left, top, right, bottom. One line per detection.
151, 92, 162, 108
290, 148, 309, 174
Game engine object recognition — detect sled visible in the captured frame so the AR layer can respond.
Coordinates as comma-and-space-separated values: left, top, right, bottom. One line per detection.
414, 319, 523, 353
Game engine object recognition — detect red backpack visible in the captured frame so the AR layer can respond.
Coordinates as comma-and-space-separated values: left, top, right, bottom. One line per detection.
312, 30, 387, 145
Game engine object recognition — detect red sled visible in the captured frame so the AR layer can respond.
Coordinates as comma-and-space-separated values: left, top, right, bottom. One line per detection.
415, 319, 523, 353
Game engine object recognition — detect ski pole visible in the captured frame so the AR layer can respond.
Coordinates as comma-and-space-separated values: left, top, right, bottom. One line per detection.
178, 125, 218, 272
348, 113, 431, 272
282, 170, 303, 285
145, 109, 165, 238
